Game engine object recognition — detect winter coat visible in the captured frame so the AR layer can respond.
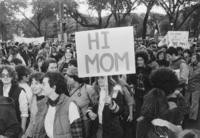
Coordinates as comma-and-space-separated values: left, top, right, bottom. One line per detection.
188, 65, 200, 93
88, 85, 124, 138
0, 96, 21, 138
170, 57, 189, 85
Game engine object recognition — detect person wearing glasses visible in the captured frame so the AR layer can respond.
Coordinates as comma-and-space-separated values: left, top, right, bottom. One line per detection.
0, 65, 29, 137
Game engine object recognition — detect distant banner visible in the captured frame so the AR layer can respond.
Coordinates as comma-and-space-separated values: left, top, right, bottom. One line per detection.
158, 31, 189, 49
13, 35, 44, 44
168, 31, 189, 49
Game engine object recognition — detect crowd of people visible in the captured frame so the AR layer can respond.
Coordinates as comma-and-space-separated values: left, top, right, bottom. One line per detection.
0, 39, 200, 138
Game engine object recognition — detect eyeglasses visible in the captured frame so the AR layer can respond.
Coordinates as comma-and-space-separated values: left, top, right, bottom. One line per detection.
1, 73, 11, 78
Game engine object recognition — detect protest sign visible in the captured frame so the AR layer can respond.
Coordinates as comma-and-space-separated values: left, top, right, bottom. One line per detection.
167, 31, 189, 49
158, 31, 189, 49
158, 35, 168, 47
75, 26, 136, 78
13, 35, 44, 44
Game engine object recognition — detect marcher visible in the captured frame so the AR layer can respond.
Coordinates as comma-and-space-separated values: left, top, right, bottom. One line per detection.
127, 51, 152, 118
87, 76, 124, 138
136, 67, 189, 138
0, 65, 29, 136
64, 66, 98, 138
25, 72, 46, 138
35, 71, 84, 138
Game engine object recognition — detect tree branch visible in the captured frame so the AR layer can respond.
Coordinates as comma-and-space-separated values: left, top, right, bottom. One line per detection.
177, 3, 200, 29
104, 13, 113, 28
17, 9, 41, 35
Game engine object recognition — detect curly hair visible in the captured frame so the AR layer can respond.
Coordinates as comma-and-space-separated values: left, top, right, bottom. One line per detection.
183, 49, 192, 57
149, 67, 179, 95
44, 72, 69, 96
11, 58, 23, 65
166, 47, 178, 56
29, 72, 44, 85
156, 50, 165, 60
0, 65, 18, 84
15, 65, 31, 81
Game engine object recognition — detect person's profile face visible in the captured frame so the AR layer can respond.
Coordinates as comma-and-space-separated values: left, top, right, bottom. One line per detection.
166, 53, 172, 62
42, 77, 54, 97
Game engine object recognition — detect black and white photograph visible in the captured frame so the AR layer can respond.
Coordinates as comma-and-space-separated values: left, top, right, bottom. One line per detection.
1, 0, 200, 138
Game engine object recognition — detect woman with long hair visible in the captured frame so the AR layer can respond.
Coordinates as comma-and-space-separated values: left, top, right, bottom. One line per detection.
0, 65, 29, 136
87, 76, 124, 138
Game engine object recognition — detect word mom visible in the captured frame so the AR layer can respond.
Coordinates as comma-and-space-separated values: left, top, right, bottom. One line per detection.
85, 31, 130, 74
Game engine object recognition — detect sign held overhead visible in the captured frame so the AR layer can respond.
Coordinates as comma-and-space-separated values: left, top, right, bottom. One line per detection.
75, 26, 136, 78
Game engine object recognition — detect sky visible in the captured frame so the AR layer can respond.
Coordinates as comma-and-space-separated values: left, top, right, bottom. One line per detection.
15, 1, 166, 19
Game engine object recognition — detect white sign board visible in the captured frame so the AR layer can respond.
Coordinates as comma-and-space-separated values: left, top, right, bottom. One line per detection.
75, 26, 136, 78
167, 31, 189, 49
158, 35, 168, 47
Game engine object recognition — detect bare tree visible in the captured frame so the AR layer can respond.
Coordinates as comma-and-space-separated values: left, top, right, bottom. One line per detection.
63, 0, 112, 29
108, 0, 140, 27
141, 0, 157, 39
158, 0, 200, 30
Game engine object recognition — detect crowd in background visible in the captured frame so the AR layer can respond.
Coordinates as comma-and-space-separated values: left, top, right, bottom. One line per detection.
0, 39, 200, 138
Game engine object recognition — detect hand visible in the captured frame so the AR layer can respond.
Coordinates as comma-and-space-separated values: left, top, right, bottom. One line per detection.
168, 102, 177, 110
174, 89, 181, 96
137, 116, 144, 122
152, 118, 169, 127
88, 111, 97, 120
105, 95, 112, 106
127, 114, 133, 122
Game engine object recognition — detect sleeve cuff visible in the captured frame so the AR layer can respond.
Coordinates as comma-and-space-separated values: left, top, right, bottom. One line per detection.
109, 101, 119, 113
21, 114, 29, 118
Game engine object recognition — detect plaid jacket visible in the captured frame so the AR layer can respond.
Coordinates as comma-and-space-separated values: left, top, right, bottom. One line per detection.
70, 102, 85, 138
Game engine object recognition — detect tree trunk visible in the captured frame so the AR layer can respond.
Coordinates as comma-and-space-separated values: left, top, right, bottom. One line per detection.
97, 11, 102, 29
44, 22, 47, 40
142, 7, 151, 40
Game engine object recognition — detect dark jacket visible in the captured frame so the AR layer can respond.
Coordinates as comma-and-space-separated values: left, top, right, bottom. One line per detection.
0, 96, 21, 138
188, 65, 200, 93
127, 66, 152, 99
102, 92, 124, 138
0, 83, 23, 122
88, 86, 124, 138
